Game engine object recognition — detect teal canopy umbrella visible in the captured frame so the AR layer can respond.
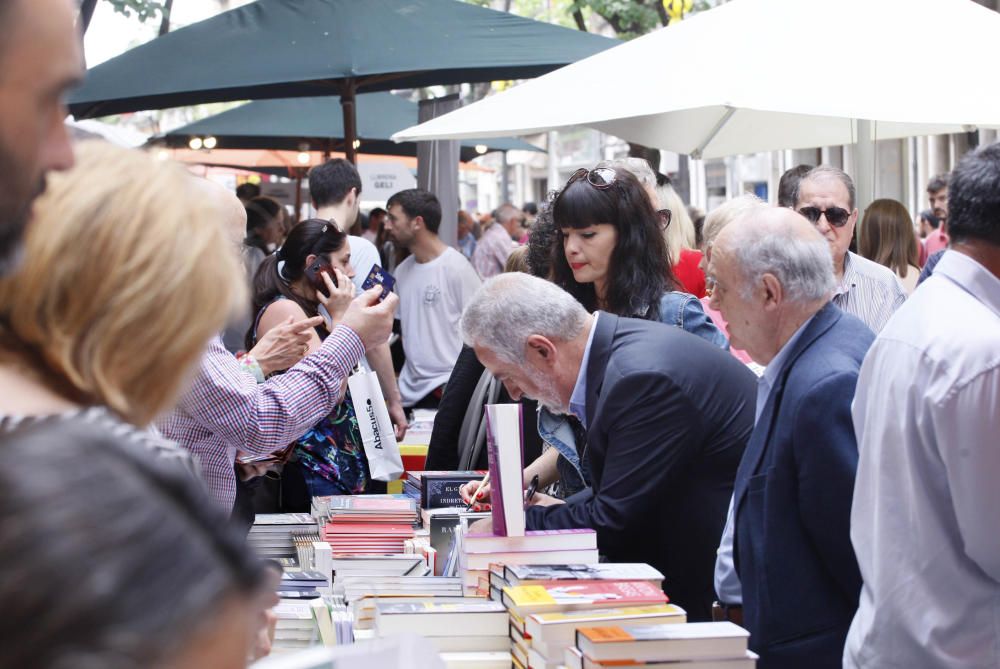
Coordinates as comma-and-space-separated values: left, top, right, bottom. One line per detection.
153, 93, 543, 162
68, 0, 617, 162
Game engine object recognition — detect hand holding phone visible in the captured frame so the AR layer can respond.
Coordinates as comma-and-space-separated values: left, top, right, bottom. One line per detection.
304, 257, 337, 297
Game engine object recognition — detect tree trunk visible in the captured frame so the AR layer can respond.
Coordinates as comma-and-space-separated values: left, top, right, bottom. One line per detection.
158, 0, 174, 36
79, 0, 99, 35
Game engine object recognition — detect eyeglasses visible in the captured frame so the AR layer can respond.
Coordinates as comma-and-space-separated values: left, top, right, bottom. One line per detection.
567, 166, 619, 189
797, 206, 852, 228
657, 208, 672, 230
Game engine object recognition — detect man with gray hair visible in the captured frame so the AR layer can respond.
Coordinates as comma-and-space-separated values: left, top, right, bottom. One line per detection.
461, 273, 755, 621
471, 203, 522, 279
707, 207, 873, 668
795, 166, 906, 332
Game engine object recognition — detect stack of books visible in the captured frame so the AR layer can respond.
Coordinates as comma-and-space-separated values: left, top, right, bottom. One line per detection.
278, 570, 329, 598
313, 494, 418, 525
248, 513, 318, 560
374, 598, 511, 654
460, 530, 599, 596
499, 579, 671, 669
485, 563, 685, 668
272, 598, 320, 653
404, 408, 438, 446
403, 470, 486, 512
327, 554, 430, 582
344, 576, 464, 625
318, 495, 418, 555
564, 621, 756, 668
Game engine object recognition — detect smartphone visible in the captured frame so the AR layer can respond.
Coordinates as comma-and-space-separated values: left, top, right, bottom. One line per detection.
361, 264, 396, 302
304, 257, 337, 297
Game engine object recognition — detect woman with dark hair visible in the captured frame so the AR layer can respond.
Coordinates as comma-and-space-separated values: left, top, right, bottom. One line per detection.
551, 166, 726, 345
0, 421, 276, 669
246, 219, 378, 504
859, 198, 922, 295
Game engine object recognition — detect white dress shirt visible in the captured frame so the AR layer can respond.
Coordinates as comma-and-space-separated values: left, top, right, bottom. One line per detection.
845, 251, 1000, 668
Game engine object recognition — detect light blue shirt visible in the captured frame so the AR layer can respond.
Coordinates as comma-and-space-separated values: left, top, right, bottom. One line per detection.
568, 313, 599, 430
845, 251, 1000, 668
715, 314, 817, 605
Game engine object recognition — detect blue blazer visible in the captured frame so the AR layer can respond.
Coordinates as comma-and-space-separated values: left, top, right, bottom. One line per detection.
732, 303, 874, 668
526, 313, 756, 621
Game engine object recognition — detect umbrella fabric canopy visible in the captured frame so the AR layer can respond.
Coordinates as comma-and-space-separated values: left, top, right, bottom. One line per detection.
393, 0, 1000, 159
68, 0, 616, 161
154, 93, 543, 162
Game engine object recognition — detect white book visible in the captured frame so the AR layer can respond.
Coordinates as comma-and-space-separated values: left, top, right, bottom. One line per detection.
439, 651, 512, 669
485, 403, 525, 537
575, 621, 750, 663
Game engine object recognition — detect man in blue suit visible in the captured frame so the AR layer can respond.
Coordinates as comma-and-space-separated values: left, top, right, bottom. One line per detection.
707, 207, 874, 668
460, 273, 756, 621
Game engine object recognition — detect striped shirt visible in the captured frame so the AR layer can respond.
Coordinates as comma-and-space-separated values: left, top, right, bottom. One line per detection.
833, 252, 907, 333
159, 326, 365, 510
471, 222, 515, 279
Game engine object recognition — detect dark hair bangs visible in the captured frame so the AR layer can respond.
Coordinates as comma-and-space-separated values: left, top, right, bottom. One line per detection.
552, 179, 621, 230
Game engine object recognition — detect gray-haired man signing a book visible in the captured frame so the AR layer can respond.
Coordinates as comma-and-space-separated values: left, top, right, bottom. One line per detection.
460, 273, 755, 621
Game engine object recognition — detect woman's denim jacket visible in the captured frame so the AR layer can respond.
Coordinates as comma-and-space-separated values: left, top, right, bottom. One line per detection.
539, 291, 729, 496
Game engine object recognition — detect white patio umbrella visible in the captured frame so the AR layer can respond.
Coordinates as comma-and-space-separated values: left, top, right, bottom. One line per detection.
394, 0, 1000, 207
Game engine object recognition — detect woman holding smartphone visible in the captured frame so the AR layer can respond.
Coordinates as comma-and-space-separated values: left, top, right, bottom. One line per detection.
247, 219, 376, 503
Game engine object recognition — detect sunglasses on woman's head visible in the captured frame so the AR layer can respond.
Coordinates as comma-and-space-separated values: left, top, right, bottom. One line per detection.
797, 206, 851, 227
657, 208, 672, 230
567, 166, 618, 189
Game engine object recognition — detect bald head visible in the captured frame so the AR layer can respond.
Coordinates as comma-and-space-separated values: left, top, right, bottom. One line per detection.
714, 206, 834, 304
190, 177, 247, 247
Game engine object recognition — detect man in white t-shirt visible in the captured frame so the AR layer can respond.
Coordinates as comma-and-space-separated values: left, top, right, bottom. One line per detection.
308, 159, 407, 437
385, 188, 482, 408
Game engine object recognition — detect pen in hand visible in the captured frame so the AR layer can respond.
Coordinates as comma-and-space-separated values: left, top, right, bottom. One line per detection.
465, 472, 490, 510
523, 474, 540, 509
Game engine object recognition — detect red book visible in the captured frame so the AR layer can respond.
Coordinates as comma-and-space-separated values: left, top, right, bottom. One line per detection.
323, 523, 415, 536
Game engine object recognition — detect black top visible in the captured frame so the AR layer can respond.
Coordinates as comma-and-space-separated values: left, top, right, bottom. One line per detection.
426, 345, 543, 472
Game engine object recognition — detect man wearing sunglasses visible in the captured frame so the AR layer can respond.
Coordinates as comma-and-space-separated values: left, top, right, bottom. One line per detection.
795, 166, 906, 333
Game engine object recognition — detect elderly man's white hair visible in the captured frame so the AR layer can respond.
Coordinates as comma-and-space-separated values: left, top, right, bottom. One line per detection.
460, 272, 589, 364
599, 157, 657, 192
702, 194, 768, 251
718, 207, 835, 304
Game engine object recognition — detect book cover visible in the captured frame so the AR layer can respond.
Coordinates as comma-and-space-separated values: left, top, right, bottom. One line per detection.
504, 563, 663, 586
576, 622, 749, 663
484, 403, 525, 537
503, 581, 668, 615
463, 528, 597, 554
376, 600, 506, 615
422, 476, 483, 509
460, 547, 601, 571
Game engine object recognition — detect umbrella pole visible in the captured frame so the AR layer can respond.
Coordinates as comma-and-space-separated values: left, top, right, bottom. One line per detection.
294, 171, 303, 223
342, 78, 357, 164
854, 119, 875, 215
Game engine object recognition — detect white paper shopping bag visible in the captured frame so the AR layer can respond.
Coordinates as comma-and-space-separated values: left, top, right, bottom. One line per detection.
347, 369, 403, 482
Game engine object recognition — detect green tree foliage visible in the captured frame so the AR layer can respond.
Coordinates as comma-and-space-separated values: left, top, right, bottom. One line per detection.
106, 0, 168, 22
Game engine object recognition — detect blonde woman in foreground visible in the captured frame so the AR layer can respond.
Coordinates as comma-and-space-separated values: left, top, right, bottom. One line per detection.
0, 140, 244, 469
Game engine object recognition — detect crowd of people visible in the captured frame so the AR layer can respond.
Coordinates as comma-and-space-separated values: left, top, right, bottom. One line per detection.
0, 0, 997, 667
